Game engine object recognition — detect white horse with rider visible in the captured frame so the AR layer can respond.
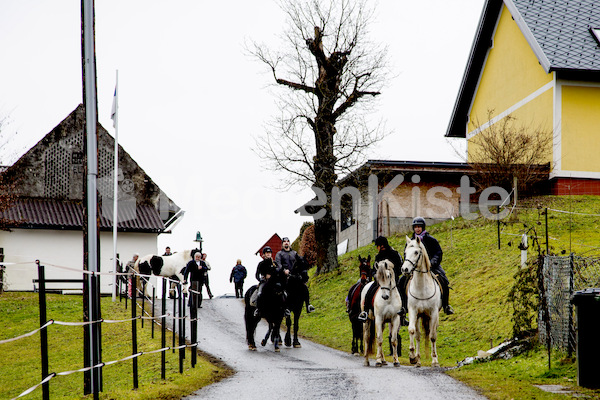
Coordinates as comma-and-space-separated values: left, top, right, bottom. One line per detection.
401, 236, 443, 367
360, 259, 403, 367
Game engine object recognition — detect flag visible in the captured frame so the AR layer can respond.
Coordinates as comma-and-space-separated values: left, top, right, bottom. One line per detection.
110, 87, 117, 127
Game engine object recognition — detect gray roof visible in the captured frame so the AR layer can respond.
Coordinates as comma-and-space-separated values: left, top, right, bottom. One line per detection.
509, 0, 600, 72
446, 0, 600, 138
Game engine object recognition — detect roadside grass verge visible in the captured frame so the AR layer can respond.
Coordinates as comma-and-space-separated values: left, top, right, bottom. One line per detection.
301, 195, 600, 400
0, 292, 232, 400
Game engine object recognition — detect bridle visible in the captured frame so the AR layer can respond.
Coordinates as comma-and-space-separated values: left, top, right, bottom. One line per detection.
405, 242, 437, 300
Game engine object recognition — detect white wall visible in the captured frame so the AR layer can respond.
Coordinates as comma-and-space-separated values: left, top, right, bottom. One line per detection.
0, 228, 158, 294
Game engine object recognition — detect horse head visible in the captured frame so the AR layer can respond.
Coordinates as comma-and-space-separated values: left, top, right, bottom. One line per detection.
358, 255, 371, 283
375, 260, 395, 300
402, 236, 430, 275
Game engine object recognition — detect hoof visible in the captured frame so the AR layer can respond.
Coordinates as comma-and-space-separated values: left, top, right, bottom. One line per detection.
363, 360, 370, 367
261, 339, 267, 347
394, 362, 400, 367
409, 357, 417, 365
293, 341, 301, 348
375, 362, 383, 367
274, 346, 280, 352
248, 345, 256, 351
381, 360, 388, 365
432, 362, 440, 367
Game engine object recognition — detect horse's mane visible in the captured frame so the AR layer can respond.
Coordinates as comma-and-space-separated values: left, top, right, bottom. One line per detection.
406, 236, 433, 271
375, 260, 394, 284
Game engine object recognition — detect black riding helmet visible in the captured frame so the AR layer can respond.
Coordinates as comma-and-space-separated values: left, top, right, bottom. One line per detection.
374, 236, 389, 247
412, 217, 426, 229
262, 246, 272, 254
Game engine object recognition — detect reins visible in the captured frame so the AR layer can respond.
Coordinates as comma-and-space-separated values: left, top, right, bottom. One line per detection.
406, 244, 438, 301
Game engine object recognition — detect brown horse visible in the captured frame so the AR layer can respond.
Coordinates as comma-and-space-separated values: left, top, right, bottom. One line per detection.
345, 255, 372, 355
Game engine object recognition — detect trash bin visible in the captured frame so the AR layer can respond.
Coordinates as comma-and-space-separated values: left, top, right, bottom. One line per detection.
571, 288, 600, 389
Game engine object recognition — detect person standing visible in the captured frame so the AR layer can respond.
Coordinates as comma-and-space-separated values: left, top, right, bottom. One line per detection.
125, 253, 139, 298
201, 253, 214, 299
162, 246, 178, 298
183, 252, 208, 309
230, 259, 247, 298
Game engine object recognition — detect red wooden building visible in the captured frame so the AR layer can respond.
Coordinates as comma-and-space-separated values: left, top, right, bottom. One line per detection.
255, 233, 283, 257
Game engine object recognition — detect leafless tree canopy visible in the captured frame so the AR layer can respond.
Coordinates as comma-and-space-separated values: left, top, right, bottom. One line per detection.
468, 112, 553, 195
251, 0, 389, 273
252, 0, 389, 188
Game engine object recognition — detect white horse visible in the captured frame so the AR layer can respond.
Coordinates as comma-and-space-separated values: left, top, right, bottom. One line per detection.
401, 236, 443, 367
133, 249, 199, 296
361, 259, 403, 367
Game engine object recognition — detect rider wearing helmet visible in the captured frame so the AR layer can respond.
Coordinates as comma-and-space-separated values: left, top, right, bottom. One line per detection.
275, 236, 315, 313
250, 246, 277, 316
403, 217, 454, 315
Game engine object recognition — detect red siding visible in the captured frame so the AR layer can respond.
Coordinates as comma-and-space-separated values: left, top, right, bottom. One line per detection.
255, 233, 282, 256
551, 178, 600, 196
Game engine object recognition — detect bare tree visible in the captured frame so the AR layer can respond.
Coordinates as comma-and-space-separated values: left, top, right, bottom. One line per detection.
252, 0, 389, 273
466, 112, 553, 196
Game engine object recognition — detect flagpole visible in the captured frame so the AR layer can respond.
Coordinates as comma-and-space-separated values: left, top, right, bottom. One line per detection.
111, 70, 119, 302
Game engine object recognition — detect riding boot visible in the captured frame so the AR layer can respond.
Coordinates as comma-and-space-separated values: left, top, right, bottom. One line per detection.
441, 279, 454, 315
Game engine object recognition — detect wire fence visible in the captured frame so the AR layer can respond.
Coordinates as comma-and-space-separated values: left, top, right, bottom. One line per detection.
0, 261, 206, 400
538, 254, 600, 353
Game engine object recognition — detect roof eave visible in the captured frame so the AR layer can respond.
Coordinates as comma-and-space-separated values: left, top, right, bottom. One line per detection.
446, 0, 504, 138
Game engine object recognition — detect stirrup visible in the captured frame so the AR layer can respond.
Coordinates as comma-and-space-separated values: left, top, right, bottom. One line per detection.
284, 309, 291, 317
254, 309, 260, 317
307, 304, 315, 313
357, 311, 367, 321
444, 305, 455, 315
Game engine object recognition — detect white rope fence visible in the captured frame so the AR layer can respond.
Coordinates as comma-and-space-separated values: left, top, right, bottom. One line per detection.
2, 260, 206, 399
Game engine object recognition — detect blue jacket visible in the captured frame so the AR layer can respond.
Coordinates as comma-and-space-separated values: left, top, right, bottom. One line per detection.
230, 264, 247, 283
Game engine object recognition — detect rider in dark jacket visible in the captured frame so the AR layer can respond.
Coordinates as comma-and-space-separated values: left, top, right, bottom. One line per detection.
251, 246, 277, 316
399, 217, 454, 315
275, 236, 315, 313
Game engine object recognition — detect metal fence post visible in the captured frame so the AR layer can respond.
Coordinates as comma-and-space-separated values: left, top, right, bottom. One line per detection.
37, 261, 50, 400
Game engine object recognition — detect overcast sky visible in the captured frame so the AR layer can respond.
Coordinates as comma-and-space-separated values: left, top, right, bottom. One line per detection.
0, 0, 485, 296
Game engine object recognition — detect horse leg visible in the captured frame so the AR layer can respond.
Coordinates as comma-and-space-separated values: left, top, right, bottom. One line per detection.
408, 310, 420, 366
375, 317, 385, 367
391, 315, 401, 367
245, 308, 258, 350
272, 322, 281, 352
284, 315, 292, 347
430, 312, 440, 367
261, 323, 272, 347
293, 312, 301, 348
176, 272, 189, 294
363, 319, 371, 367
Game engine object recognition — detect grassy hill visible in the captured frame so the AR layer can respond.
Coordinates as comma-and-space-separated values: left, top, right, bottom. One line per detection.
300, 195, 600, 400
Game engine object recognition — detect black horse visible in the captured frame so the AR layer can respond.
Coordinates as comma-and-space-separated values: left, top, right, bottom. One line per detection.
283, 271, 313, 348
244, 270, 287, 352
346, 255, 372, 355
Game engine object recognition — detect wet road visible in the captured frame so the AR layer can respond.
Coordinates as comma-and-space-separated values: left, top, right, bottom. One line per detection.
159, 296, 488, 400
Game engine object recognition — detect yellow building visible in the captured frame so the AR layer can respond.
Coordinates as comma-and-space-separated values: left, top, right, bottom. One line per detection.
446, 0, 600, 195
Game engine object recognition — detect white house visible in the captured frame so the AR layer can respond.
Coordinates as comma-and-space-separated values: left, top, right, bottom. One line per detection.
0, 105, 184, 294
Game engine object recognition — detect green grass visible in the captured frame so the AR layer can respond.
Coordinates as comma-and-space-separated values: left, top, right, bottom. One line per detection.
300, 195, 600, 400
0, 293, 232, 400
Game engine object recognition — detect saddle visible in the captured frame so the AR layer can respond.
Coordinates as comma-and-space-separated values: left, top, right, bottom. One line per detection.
363, 282, 380, 313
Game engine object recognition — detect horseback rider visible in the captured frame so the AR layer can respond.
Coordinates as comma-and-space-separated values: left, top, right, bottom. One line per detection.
358, 236, 403, 320
399, 217, 455, 315
275, 236, 315, 313
250, 246, 277, 317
